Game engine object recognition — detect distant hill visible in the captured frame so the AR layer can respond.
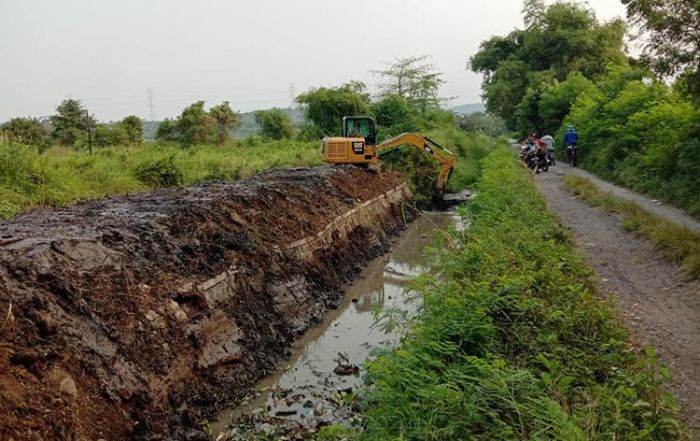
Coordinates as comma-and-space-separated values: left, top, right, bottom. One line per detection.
142, 107, 305, 141
451, 103, 486, 115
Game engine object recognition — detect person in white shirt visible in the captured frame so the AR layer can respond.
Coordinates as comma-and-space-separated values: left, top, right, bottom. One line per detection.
542, 134, 555, 165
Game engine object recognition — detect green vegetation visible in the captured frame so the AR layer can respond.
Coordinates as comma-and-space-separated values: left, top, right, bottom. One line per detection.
470, 0, 700, 215
254, 108, 295, 140
564, 174, 700, 280
0, 55, 494, 219
157, 100, 241, 146
332, 148, 684, 440
295, 82, 372, 136
456, 111, 510, 138
624, 0, 700, 99
0, 140, 322, 219
558, 67, 700, 214
0, 117, 49, 147
470, 0, 626, 131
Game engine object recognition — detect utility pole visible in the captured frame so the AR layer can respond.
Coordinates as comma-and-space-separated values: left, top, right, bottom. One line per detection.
85, 109, 93, 155
148, 88, 155, 121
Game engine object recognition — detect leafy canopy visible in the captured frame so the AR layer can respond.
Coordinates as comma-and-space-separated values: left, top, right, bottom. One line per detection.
254, 108, 294, 140
470, 0, 627, 132
156, 101, 240, 146
295, 82, 371, 136
50, 99, 96, 146
0, 117, 49, 147
623, 0, 700, 98
373, 55, 446, 110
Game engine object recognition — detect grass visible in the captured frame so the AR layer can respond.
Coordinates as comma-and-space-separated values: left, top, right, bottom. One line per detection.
321, 148, 685, 440
564, 175, 700, 280
0, 140, 323, 219
0, 127, 490, 220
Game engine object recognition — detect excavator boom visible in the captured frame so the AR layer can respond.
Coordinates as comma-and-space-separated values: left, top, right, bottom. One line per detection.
373, 132, 456, 191
322, 116, 457, 193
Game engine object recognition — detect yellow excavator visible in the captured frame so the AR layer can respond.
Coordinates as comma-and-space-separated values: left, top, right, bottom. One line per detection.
322, 116, 456, 193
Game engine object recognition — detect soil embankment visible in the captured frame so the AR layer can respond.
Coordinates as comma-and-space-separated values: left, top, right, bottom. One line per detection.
0, 166, 414, 440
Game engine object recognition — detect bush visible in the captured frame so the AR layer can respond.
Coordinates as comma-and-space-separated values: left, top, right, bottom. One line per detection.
135, 156, 183, 188
254, 108, 295, 140
558, 67, 700, 214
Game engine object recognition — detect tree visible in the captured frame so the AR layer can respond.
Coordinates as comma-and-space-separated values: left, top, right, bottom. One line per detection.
470, 1, 627, 131
156, 118, 180, 142
538, 72, 597, 135
254, 108, 294, 140
296, 82, 371, 136
120, 115, 143, 145
209, 101, 240, 144
371, 94, 416, 136
623, 0, 700, 98
373, 55, 445, 110
93, 124, 129, 147
177, 101, 216, 145
50, 99, 95, 146
522, 0, 546, 29
456, 112, 509, 137
0, 117, 49, 146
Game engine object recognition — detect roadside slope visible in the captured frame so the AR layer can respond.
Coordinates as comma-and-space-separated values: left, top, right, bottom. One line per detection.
535, 167, 700, 434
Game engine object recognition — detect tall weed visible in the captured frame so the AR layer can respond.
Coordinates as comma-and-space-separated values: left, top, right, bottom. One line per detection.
354, 148, 684, 440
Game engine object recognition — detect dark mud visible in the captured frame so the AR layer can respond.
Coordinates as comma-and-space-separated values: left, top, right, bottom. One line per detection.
0, 166, 414, 440
211, 211, 459, 440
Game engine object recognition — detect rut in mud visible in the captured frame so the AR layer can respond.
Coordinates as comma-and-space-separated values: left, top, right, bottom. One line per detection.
0, 166, 415, 440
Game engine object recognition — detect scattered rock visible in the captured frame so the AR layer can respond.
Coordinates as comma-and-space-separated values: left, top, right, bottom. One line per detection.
144, 309, 159, 321
259, 423, 275, 435
313, 402, 324, 417
169, 300, 189, 322
59, 376, 77, 397
332, 364, 359, 376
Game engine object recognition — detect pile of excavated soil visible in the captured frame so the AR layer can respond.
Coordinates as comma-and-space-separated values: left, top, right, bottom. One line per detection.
0, 166, 414, 440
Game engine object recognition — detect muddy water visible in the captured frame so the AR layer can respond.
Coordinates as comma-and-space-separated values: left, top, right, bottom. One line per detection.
211, 211, 459, 438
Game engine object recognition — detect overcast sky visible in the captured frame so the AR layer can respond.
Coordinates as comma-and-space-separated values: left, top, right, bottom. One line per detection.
0, 0, 629, 122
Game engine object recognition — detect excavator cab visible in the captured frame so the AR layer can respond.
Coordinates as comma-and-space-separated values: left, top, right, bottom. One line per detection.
342, 116, 376, 145
323, 116, 380, 164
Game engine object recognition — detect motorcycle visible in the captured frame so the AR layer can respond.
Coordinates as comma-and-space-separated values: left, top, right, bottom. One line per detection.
566, 144, 578, 167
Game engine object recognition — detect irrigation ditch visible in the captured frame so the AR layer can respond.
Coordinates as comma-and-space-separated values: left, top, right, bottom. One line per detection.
0, 165, 463, 440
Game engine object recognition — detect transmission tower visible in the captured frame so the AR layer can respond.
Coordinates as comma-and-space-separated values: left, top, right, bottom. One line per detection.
147, 88, 155, 121
289, 84, 296, 108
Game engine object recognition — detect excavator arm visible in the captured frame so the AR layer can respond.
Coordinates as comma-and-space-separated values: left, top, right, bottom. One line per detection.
373, 133, 456, 191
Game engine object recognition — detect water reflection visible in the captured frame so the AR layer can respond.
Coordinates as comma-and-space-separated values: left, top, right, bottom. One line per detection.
211, 211, 457, 436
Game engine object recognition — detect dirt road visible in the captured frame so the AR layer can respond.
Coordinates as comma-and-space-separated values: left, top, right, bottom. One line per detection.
534, 166, 700, 435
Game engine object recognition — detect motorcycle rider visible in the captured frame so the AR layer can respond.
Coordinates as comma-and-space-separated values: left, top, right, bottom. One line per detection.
564, 125, 578, 167
542, 134, 555, 165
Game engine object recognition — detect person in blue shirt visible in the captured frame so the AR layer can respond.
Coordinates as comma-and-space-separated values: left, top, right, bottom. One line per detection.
564, 125, 578, 167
